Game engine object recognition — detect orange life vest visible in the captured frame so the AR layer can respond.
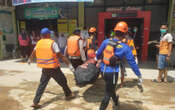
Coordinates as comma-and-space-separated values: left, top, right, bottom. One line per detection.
122, 38, 137, 56
86, 36, 93, 49
67, 35, 81, 57
36, 39, 60, 68
103, 40, 116, 65
127, 39, 137, 56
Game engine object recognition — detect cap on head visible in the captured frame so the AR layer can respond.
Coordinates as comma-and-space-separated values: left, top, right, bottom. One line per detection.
73, 29, 81, 35
40, 28, 51, 35
114, 21, 128, 33
89, 27, 96, 33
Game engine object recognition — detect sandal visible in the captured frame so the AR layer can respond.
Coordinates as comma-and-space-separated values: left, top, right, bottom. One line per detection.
164, 79, 168, 83
152, 79, 161, 83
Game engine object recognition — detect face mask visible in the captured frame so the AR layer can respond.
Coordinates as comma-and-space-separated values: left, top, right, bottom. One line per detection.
133, 29, 137, 33
160, 29, 167, 35
110, 32, 115, 36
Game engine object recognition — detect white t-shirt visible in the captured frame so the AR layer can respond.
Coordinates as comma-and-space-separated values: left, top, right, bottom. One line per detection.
57, 36, 67, 48
81, 30, 89, 39
160, 33, 173, 43
52, 42, 60, 53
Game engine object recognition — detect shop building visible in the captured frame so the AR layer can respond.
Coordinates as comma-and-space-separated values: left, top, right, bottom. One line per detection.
0, 0, 173, 64
0, 0, 17, 59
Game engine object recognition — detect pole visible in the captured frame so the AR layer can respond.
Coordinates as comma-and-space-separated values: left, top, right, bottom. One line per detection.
78, 2, 84, 29
168, 0, 175, 32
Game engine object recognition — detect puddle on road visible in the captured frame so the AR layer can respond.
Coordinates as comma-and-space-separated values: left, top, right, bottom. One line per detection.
0, 70, 7, 76
0, 73, 175, 110
0, 87, 22, 110
0, 69, 24, 76
118, 102, 148, 110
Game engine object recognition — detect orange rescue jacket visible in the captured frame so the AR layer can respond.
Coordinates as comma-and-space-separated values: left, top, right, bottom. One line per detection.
86, 36, 93, 49
67, 35, 81, 57
123, 38, 137, 56
36, 39, 60, 68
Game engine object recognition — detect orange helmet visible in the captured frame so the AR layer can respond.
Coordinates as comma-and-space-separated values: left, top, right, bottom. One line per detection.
89, 27, 96, 33
114, 21, 128, 33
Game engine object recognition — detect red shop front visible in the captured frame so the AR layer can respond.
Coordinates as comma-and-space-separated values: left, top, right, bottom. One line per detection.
98, 11, 151, 61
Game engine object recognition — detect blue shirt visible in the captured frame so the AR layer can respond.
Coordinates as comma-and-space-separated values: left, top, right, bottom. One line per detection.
96, 38, 141, 77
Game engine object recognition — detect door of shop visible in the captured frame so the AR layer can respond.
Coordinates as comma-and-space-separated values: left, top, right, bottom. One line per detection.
98, 11, 151, 61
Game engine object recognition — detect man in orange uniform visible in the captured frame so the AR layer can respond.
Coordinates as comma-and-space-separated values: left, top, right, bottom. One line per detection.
28, 28, 75, 108
86, 27, 98, 51
122, 30, 138, 62
120, 29, 138, 87
65, 29, 86, 69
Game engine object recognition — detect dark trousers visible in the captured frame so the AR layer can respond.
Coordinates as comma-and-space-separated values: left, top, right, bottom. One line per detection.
100, 73, 119, 110
70, 58, 83, 69
20, 46, 30, 58
33, 67, 72, 104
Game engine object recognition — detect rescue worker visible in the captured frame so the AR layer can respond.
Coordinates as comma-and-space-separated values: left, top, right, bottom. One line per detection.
65, 29, 86, 69
96, 21, 142, 110
155, 25, 173, 83
86, 27, 98, 51
120, 28, 138, 87
28, 28, 75, 108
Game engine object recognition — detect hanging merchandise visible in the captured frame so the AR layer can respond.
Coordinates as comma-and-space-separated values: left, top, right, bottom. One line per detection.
57, 19, 68, 33
20, 21, 26, 29
68, 19, 77, 34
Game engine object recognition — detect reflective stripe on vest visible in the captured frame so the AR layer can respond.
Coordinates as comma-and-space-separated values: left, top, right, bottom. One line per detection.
37, 58, 56, 64
67, 35, 81, 56
36, 39, 60, 68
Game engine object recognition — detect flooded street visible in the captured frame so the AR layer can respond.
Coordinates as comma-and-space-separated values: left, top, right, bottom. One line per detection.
0, 60, 175, 110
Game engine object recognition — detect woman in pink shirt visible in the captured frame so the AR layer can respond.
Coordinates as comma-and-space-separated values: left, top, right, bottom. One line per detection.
18, 29, 30, 60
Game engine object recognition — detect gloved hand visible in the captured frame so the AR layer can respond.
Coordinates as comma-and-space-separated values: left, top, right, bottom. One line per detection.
27, 59, 31, 65
68, 64, 75, 73
96, 60, 101, 68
